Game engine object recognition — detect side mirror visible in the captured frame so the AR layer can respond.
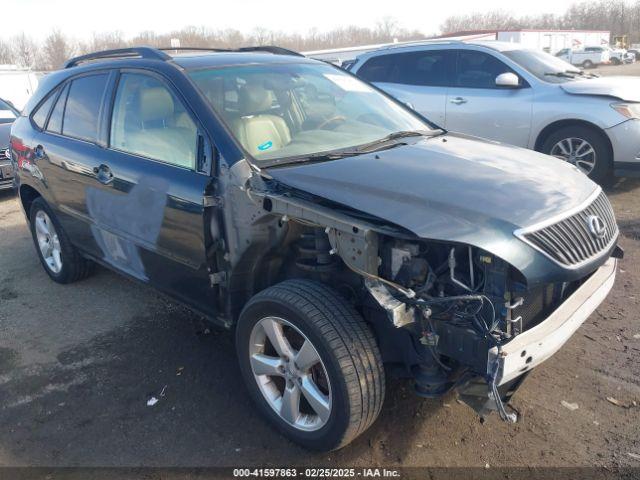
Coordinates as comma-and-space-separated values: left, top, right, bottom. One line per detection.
495, 72, 521, 88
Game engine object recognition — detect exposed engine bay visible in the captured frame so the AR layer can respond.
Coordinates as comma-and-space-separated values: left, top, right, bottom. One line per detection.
218, 170, 619, 424
371, 237, 580, 421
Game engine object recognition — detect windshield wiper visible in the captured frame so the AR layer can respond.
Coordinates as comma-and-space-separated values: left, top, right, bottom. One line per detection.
545, 70, 599, 79
263, 130, 437, 168
264, 148, 363, 167
544, 71, 577, 78
354, 130, 434, 153
573, 69, 599, 78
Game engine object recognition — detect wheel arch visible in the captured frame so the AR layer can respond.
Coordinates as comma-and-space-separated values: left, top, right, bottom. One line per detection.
19, 184, 42, 217
534, 119, 613, 159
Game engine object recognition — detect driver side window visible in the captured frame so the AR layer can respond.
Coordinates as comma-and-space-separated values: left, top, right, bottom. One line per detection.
110, 73, 198, 169
455, 50, 514, 89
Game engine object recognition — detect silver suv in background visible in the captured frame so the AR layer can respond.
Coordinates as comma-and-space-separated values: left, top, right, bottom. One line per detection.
349, 40, 640, 183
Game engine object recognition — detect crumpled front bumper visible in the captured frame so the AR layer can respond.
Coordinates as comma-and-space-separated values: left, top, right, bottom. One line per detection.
490, 257, 617, 386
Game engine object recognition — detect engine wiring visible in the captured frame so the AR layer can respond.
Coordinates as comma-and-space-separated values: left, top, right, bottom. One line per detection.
410, 292, 517, 423
292, 225, 517, 423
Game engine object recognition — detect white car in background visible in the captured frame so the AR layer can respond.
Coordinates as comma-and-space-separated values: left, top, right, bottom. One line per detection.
349, 40, 640, 183
555, 46, 611, 68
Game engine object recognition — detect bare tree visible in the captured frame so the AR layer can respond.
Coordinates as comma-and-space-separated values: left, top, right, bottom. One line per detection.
3, 1, 640, 72
12, 33, 37, 68
251, 27, 272, 46
39, 30, 75, 70
376, 17, 399, 41
441, 1, 640, 43
0, 39, 15, 64
79, 31, 127, 55
440, 11, 522, 33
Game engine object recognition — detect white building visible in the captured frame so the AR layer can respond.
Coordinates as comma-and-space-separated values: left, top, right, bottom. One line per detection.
436, 29, 611, 55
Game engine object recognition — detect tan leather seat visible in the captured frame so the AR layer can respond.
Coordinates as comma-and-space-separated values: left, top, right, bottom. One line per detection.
231, 83, 290, 156
120, 87, 196, 168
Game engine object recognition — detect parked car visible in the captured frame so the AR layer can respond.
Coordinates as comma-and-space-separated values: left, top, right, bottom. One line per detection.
11, 47, 621, 451
556, 46, 611, 68
349, 40, 640, 183
0, 97, 19, 191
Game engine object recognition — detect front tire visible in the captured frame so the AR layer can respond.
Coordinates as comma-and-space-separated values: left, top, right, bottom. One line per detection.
236, 279, 385, 451
541, 125, 612, 184
582, 60, 594, 69
29, 197, 94, 284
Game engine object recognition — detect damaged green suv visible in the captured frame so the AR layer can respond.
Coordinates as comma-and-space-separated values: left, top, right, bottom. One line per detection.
12, 47, 621, 451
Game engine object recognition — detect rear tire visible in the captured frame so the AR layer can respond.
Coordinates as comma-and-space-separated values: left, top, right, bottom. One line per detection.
582, 60, 594, 69
29, 197, 94, 284
541, 124, 612, 184
236, 279, 385, 451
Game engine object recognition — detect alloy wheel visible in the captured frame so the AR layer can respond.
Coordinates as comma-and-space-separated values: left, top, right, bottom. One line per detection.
249, 316, 332, 431
550, 137, 597, 175
34, 210, 62, 274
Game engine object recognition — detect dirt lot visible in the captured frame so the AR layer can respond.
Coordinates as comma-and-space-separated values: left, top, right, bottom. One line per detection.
594, 60, 640, 76
1, 64, 639, 471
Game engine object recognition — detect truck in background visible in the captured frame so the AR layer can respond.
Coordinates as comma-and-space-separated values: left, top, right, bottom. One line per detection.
555, 46, 611, 68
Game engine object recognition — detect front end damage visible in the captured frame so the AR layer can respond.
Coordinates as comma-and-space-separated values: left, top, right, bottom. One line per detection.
227, 169, 620, 423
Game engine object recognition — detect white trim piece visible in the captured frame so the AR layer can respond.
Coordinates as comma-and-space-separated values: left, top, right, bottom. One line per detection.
491, 257, 617, 385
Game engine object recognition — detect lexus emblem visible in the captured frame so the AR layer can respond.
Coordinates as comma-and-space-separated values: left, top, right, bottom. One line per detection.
587, 215, 607, 239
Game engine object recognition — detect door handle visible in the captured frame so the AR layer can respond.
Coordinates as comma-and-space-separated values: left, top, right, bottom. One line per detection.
450, 97, 468, 105
93, 164, 114, 185
34, 144, 45, 159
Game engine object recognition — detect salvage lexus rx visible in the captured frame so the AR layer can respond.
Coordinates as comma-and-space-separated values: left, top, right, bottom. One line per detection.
10, 46, 621, 451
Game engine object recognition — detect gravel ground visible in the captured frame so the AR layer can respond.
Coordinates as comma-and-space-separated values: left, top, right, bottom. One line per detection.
594, 60, 640, 76
0, 63, 639, 471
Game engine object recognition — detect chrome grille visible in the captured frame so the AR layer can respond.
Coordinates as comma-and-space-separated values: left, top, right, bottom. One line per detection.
0, 148, 9, 162
519, 191, 618, 268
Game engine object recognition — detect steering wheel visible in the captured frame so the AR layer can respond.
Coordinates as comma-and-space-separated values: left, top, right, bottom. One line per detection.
317, 115, 347, 130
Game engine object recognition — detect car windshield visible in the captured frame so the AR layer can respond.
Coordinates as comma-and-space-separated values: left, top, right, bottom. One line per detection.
188, 62, 436, 165
502, 49, 585, 83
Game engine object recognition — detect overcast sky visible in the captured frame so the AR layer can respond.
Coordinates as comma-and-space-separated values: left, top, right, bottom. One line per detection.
5, 0, 577, 40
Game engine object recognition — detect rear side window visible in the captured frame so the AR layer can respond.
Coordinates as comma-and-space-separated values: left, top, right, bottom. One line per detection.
32, 90, 58, 129
358, 54, 396, 83
393, 50, 453, 86
455, 50, 514, 88
110, 73, 197, 169
358, 50, 454, 87
47, 84, 69, 134
62, 74, 109, 143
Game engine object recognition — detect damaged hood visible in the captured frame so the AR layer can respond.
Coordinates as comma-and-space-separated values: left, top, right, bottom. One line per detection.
266, 133, 599, 284
561, 76, 640, 102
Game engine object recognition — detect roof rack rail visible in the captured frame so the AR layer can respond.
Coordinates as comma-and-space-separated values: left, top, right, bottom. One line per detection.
158, 47, 229, 53
159, 45, 303, 56
63, 47, 171, 68
63, 44, 303, 69
380, 39, 464, 50
235, 46, 304, 57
